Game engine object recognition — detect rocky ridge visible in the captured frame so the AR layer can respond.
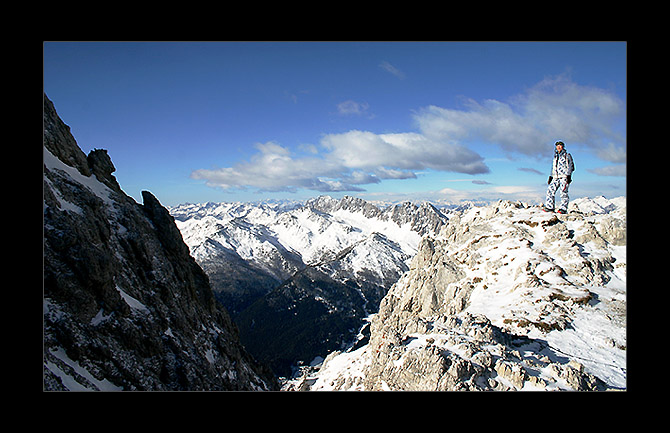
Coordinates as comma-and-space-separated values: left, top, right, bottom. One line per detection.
43, 94, 277, 390
290, 198, 626, 391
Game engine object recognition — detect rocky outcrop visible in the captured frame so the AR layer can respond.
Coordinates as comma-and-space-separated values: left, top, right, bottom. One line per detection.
43, 94, 278, 391
87, 149, 121, 191
303, 199, 626, 391
43, 95, 91, 177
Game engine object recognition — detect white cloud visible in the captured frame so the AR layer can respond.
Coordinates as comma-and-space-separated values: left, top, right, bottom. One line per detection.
414, 73, 625, 159
341, 170, 381, 185
191, 141, 351, 193
191, 130, 489, 193
379, 61, 405, 79
588, 164, 626, 177
415, 100, 547, 156
595, 142, 626, 164
374, 167, 417, 180
590, 142, 626, 176
437, 184, 542, 204
491, 185, 536, 195
191, 74, 624, 194
337, 100, 371, 117
321, 130, 489, 175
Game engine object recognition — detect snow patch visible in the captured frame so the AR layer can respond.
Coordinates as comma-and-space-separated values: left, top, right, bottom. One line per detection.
46, 347, 123, 391
44, 146, 114, 206
116, 286, 149, 313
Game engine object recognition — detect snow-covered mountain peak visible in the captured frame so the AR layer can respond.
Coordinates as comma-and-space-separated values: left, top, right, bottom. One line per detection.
569, 195, 626, 217
172, 195, 446, 272
295, 198, 626, 391
170, 195, 451, 375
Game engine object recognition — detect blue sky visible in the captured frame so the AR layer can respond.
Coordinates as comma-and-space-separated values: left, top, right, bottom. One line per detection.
43, 41, 626, 206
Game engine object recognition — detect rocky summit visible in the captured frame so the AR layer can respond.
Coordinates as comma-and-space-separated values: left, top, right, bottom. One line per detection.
43, 94, 278, 391
289, 198, 626, 391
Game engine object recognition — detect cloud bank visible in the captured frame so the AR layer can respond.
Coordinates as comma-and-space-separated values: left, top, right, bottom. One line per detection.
414, 73, 625, 159
191, 132, 488, 193
192, 74, 625, 194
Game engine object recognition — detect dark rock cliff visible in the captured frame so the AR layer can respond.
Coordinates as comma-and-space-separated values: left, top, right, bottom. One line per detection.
43, 94, 278, 390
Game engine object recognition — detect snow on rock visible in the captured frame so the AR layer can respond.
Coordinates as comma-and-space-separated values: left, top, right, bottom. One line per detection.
171, 196, 450, 376
301, 198, 626, 391
170, 195, 446, 316
172, 196, 430, 272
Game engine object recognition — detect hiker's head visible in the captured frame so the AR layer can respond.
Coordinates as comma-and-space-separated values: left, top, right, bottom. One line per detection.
555, 141, 564, 151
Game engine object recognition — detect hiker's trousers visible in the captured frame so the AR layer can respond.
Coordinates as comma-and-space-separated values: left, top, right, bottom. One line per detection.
545, 177, 570, 211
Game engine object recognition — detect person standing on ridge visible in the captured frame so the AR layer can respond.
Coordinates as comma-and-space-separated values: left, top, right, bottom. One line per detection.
543, 140, 574, 214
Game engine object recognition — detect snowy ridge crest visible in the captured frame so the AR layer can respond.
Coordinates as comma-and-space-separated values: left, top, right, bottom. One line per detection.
290, 197, 626, 391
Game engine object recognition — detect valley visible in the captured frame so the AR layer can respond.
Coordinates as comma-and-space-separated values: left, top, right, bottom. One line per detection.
170, 196, 448, 376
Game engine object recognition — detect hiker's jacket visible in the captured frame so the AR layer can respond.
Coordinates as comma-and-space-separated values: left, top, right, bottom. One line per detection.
551, 149, 574, 178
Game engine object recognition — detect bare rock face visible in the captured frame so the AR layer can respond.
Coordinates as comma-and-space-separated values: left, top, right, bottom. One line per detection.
43, 95, 91, 177
87, 148, 121, 191
43, 94, 278, 391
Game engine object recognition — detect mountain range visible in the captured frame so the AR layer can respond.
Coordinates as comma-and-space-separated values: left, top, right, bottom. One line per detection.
170, 195, 449, 376
44, 92, 626, 391
170, 192, 626, 388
